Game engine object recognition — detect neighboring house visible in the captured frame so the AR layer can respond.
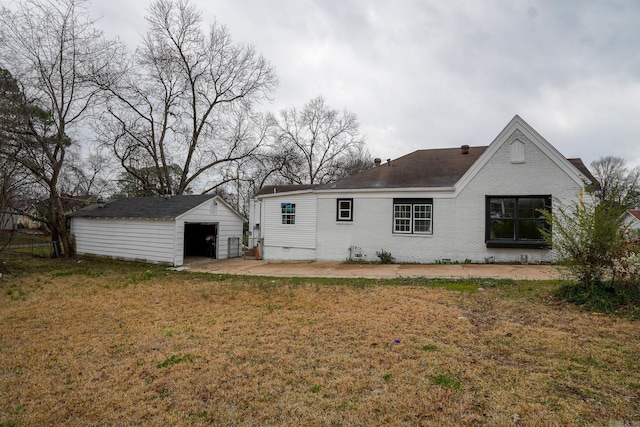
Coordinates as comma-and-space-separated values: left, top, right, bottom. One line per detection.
624, 210, 640, 239
69, 194, 246, 266
17, 205, 43, 230
249, 115, 598, 264
0, 210, 19, 231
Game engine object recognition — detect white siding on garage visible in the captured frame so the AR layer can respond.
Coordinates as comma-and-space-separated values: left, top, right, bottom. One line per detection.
72, 218, 176, 264
175, 198, 244, 265
71, 196, 246, 266
261, 192, 317, 260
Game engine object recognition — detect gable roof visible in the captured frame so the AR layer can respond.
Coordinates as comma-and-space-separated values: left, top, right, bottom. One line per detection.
455, 115, 596, 194
629, 210, 640, 221
318, 146, 488, 190
255, 115, 597, 196
69, 194, 218, 219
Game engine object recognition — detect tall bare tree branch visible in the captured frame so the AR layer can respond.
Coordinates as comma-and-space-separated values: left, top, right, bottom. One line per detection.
274, 96, 367, 185
95, 0, 277, 196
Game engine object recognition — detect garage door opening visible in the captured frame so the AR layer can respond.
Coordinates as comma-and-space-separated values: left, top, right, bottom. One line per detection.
184, 223, 218, 258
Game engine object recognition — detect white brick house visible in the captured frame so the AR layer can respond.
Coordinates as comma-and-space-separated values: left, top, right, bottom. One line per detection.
249, 116, 597, 264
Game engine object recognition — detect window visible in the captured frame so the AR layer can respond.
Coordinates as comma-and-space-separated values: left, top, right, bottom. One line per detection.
281, 202, 295, 225
394, 204, 412, 233
336, 198, 353, 221
393, 198, 433, 234
486, 196, 550, 248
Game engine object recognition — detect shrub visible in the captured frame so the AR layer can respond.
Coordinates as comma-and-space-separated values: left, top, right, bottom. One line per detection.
376, 249, 395, 264
542, 196, 632, 289
542, 194, 640, 314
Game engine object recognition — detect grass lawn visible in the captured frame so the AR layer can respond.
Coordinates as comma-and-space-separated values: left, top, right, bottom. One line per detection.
0, 256, 638, 426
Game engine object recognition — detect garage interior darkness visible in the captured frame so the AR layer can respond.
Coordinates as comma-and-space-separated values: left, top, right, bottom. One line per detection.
184, 223, 218, 258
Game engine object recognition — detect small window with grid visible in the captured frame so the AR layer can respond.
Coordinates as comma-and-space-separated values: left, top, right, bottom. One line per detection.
281, 202, 295, 225
336, 198, 353, 221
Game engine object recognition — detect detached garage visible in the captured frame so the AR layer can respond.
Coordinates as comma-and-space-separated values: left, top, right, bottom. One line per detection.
69, 194, 246, 266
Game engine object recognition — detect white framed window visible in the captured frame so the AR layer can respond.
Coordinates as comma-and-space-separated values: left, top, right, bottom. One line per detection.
281, 202, 295, 225
337, 198, 353, 221
413, 204, 432, 233
394, 204, 412, 233
393, 199, 433, 234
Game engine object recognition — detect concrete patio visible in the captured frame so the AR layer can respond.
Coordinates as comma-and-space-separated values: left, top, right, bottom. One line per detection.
184, 258, 564, 280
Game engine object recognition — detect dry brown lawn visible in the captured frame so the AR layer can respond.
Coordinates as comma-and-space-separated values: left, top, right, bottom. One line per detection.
0, 257, 639, 426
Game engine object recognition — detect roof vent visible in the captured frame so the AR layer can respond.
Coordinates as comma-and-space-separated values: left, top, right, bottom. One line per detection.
386, 158, 391, 166
461, 145, 470, 155
374, 158, 381, 166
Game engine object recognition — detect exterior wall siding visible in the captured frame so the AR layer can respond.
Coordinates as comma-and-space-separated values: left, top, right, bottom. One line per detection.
71, 218, 176, 264
71, 198, 245, 266
176, 199, 244, 264
261, 193, 316, 260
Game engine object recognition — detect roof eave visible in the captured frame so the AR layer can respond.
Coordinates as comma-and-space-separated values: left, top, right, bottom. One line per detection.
315, 186, 457, 194
72, 216, 175, 220
255, 189, 317, 199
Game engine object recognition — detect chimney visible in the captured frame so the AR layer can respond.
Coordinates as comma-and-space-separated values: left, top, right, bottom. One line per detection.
461, 145, 470, 155
374, 158, 382, 166
386, 158, 391, 166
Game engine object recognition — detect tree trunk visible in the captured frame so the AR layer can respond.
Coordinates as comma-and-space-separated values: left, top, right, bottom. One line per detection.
48, 189, 72, 258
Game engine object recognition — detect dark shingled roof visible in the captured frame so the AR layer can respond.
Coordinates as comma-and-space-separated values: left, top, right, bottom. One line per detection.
567, 158, 599, 188
69, 194, 217, 219
254, 146, 598, 195
318, 146, 488, 190
255, 184, 321, 196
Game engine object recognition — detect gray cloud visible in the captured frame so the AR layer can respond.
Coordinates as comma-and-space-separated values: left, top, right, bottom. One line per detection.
89, 0, 640, 168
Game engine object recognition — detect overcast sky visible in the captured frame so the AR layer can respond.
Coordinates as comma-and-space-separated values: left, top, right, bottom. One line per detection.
88, 0, 640, 168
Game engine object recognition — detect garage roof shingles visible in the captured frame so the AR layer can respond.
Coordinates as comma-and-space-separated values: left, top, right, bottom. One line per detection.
70, 194, 217, 219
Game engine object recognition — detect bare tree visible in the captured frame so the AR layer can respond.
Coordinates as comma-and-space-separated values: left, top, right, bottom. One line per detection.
96, 0, 277, 196
274, 96, 366, 185
113, 164, 187, 198
590, 156, 640, 208
0, 0, 123, 256
219, 140, 300, 216
58, 147, 116, 209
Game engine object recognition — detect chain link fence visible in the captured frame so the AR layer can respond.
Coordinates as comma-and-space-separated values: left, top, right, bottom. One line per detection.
1, 229, 54, 258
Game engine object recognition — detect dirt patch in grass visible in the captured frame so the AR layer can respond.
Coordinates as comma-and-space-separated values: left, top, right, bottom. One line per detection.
0, 257, 639, 426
